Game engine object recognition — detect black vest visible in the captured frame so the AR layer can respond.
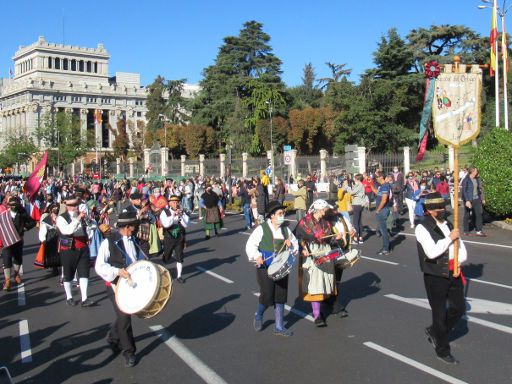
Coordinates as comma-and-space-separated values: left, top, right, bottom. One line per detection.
107, 232, 142, 270
416, 216, 452, 278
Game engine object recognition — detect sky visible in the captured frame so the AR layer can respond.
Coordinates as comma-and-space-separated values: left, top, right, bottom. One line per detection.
0, 0, 497, 87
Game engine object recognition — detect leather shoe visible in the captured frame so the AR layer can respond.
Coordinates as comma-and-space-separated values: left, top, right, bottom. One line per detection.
123, 352, 136, 368
81, 298, 95, 307
66, 299, 76, 306
425, 326, 438, 350
176, 277, 185, 284
437, 354, 458, 365
314, 317, 327, 327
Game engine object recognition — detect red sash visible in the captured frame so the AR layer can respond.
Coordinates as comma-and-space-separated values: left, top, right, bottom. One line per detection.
449, 259, 466, 285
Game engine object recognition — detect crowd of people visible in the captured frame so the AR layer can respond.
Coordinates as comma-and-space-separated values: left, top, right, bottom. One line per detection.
0, 163, 486, 366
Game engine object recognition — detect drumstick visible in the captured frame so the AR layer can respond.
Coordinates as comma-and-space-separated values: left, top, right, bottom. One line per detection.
261, 241, 289, 262
126, 275, 137, 289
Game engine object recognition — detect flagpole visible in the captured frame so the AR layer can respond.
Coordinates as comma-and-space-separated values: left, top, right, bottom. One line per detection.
502, 9, 510, 131
495, 0, 501, 128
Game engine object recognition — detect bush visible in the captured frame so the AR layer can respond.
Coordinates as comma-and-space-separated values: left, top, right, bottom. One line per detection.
472, 128, 512, 217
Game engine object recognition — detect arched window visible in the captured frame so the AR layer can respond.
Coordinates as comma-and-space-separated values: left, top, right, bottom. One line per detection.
86, 61, 92, 72
48, 57, 52, 69
63, 58, 68, 70
79, 60, 84, 72
71, 59, 76, 71
55, 58, 61, 70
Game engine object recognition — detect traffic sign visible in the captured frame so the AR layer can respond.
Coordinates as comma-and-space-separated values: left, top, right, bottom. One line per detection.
265, 166, 272, 175
284, 153, 292, 165
283, 145, 292, 152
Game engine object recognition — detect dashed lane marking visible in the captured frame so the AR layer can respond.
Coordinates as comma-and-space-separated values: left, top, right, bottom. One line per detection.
399, 232, 512, 249
19, 320, 32, 363
467, 278, 512, 290
363, 342, 468, 384
150, 325, 228, 384
195, 266, 234, 284
18, 283, 26, 306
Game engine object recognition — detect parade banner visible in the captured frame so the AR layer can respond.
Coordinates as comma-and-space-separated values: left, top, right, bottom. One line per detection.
25, 151, 48, 202
431, 72, 482, 147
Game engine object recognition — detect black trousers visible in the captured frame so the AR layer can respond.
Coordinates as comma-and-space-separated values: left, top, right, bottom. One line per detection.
60, 247, 90, 281
162, 232, 184, 263
256, 267, 288, 307
463, 198, 483, 233
352, 205, 364, 238
423, 272, 465, 357
107, 286, 135, 354
2, 240, 23, 268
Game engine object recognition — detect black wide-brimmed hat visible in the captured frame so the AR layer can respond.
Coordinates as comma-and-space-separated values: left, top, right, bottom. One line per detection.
129, 191, 142, 200
265, 200, 286, 218
424, 192, 446, 211
64, 195, 81, 206
117, 210, 139, 227
7, 196, 21, 206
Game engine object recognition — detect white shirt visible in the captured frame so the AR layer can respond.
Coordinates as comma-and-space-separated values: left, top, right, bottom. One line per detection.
415, 220, 467, 264
160, 208, 189, 229
56, 212, 94, 239
95, 236, 138, 282
245, 219, 299, 263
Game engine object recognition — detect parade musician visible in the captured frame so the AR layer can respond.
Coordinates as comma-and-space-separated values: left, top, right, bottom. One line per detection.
95, 210, 146, 368
245, 200, 298, 337
160, 195, 189, 283
415, 191, 467, 365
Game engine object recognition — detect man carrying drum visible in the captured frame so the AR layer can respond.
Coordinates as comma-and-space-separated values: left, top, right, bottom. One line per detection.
245, 200, 298, 337
95, 210, 146, 368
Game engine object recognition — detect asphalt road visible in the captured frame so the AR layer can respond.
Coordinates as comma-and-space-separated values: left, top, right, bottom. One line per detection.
1, 208, 512, 384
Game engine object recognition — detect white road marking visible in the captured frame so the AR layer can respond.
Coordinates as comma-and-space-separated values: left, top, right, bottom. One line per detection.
468, 278, 512, 290
363, 342, 468, 384
252, 292, 314, 322
361, 256, 399, 266
386, 294, 512, 335
150, 325, 228, 384
18, 283, 26, 306
221, 227, 228, 231
195, 266, 234, 284
399, 232, 512, 249
465, 297, 512, 315
241, 232, 251, 235
19, 320, 32, 363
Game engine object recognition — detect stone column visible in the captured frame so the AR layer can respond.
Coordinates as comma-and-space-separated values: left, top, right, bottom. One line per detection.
160, 147, 168, 176
289, 149, 297, 181
181, 155, 186, 177
403, 146, 411, 175
116, 158, 121, 175
80, 158, 84, 174
448, 146, 455, 172
80, 109, 87, 141
108, 110, 117, 149
71, 162, 76, 177
143, 148, 151, 172
219, 153, 226, 179
95, 109, 102, 149
357, 147, 366, 174
319, 149, 328, 182
199, 154, 205, 177
242, 152, 248, 178
129, 158, 134, 178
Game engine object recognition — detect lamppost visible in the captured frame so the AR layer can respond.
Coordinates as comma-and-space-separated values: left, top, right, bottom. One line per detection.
266, 99, 274, 183
158, 113, 169, 148
479, 0, 512, 131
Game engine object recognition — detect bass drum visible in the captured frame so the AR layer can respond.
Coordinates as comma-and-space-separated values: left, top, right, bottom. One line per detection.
115, 260, 173, 319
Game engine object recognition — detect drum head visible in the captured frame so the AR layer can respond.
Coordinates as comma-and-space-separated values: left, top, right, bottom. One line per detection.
116, 260, 161, 315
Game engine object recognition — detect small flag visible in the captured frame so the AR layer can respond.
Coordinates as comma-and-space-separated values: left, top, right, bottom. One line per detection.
0, 210, 21, 248
490, 0, 498, 77
24, 152, 48, 203
94, 109, 103, 125
502, 19, 509, 73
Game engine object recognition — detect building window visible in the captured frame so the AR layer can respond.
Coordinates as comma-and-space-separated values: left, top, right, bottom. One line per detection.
79, 60, 84, 72
48, 57, 52, 69
55, 58, 60, 70
86, 61, 92, 73
94, 62, 98, 73
87, 97, 97, 103
137, 112, 142, 117
72, 96, 81, 102
63, 58, 69, 70
71, 59, 76, 71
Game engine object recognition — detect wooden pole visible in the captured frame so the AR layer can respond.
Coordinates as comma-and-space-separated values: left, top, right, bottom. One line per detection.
453, 147, 460, 277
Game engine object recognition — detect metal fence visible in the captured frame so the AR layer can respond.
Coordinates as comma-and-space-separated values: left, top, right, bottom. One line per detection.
366, 152, 403, 174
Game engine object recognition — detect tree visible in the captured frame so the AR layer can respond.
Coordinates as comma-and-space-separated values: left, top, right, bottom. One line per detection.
36, 111, 88, 168
145, 76, 167, 133
0, 133, 37, 170
180, 125, 216, 158
111, 118, 129, 162
164, 79, 188, 125
368, 28, 415, 79
287, 63, 323, 109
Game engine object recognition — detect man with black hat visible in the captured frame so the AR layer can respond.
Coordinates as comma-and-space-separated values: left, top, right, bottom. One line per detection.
56, 195, 94, 306
160, 195, 189, 283
2, 196, 36, 291
122, 191, 142, 214
245, 200, 298, 337
95, 209, 146, 368
415, 191, 467, 365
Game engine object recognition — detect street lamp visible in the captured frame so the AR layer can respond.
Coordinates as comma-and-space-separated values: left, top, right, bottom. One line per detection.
158, 113, 169, 148
265, 99, 275, 183
478, 0, 512, 131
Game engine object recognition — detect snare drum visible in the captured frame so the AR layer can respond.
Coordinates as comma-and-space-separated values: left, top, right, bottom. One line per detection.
334, 248, 361, 269
115, 260, 173, 319
312, 248, 341, 273
267, 250, 296, 281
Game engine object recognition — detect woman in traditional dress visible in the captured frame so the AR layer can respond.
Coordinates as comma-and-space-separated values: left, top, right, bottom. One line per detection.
200, 184, 223, 240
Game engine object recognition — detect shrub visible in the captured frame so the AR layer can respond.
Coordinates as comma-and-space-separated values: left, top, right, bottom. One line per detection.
472, 128, 512, 217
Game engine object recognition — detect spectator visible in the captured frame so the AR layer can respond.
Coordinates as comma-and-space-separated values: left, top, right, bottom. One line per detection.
371, 173, 393, 256
362, 173, 375, 211
290, 179, 307, 222
344, 174, 366, 243
404, 172, 419, 229
273, 177, 286, 205
461, 166, 486, 236
435, 175, 450, 203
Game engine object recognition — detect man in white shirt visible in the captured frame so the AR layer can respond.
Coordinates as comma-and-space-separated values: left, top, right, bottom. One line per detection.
415, 192, 467, 365
95, 210, 145, 368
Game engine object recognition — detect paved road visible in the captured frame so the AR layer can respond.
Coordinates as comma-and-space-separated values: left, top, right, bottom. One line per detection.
1, 209, 512, 384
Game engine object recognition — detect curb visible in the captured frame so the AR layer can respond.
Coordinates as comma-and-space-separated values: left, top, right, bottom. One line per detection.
491, 220, 512, 231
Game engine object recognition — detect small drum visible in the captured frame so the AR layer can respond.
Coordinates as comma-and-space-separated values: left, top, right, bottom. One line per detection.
267, 251, 296, 281
115, 260, 173, 319
334, 248, 361, 269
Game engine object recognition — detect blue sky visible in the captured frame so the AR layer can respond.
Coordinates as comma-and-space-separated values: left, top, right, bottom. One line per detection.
0, 0, 496, 87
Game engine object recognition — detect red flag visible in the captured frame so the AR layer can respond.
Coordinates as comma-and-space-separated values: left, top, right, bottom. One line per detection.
24, 152, 48, 203
490, 0, 498, 76
0, 210, 21, 248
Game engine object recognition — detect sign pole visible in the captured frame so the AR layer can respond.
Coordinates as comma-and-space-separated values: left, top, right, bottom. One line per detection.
453, 146, 460, 277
